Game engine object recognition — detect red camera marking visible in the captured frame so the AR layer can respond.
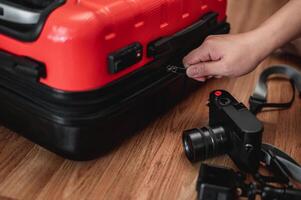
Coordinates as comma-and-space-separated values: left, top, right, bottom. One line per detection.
214, 91, 222, 96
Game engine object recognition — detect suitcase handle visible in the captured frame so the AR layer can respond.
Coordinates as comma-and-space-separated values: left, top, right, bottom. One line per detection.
0, 0, 65, 42
147, 12, 229, 59
0, 51, 46, 82
0, 2, 41, 24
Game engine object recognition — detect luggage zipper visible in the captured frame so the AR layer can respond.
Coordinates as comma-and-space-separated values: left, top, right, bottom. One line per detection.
166, 65, 186, 74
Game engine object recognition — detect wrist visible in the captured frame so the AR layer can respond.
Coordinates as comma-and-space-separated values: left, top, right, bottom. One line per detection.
246, 28, 277, 61
237, 30, 271, 65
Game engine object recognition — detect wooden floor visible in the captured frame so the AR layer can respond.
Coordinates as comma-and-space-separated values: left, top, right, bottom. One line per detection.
1, 0, 301, 200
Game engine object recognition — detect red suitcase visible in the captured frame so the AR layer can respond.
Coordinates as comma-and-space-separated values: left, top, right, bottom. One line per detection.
0, 0, 229, 160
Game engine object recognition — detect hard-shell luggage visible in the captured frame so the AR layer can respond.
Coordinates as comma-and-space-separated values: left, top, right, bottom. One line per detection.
0, 0, 229, 160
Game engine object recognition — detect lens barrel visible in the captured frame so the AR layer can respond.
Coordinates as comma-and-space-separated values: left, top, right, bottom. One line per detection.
182, 126, 228, 162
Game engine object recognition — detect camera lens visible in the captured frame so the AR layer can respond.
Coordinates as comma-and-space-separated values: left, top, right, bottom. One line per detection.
182, 126, 228, 162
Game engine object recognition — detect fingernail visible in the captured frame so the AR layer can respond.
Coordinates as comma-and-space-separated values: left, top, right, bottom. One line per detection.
184, 63, 190, 68
194, 77, 206, 82
186, 67, 196, 77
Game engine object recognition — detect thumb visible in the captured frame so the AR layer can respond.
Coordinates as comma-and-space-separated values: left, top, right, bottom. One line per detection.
186, 61, 224, 78
183, 46, 211, 67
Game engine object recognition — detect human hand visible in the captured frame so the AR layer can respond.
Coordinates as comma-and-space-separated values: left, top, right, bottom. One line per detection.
183, 33, 264, 81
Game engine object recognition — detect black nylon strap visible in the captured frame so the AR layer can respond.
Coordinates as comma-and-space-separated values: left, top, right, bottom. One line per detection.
261, 143, 301, 184
249, 65, 301, 114
249, 65, 301, 187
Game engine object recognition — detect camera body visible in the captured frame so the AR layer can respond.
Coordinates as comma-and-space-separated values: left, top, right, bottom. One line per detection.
183, 90, 263, 173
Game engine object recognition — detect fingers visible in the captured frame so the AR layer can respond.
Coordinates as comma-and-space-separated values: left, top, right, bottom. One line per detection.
186, 61, 223, 78
193, 75, 214, 82
189, 75, 219, 82
193, 77, 206, 82
183, 45, 211, 67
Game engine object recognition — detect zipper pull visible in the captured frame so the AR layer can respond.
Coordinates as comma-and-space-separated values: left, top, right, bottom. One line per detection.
166, 65, 187, 74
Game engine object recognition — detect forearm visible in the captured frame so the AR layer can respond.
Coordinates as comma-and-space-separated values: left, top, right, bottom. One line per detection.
183, 0, 301, 80
250, 0, 301, 60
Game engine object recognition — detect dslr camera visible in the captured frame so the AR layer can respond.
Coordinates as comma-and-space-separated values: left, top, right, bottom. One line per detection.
182, 90, 263, 172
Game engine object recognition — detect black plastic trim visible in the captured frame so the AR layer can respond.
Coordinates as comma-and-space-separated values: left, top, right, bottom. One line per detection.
108, 42, 143, 74
0, 0, 66, 42
148, 12, 220, 58
0, 51, 194, 160
0, 51, 46, 81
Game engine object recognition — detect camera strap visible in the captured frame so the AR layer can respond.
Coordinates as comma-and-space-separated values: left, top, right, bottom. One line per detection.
197, 145, 301, 200
249, 65, 301, 114
246, 65, 301, 199
261, 143, 301, 184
